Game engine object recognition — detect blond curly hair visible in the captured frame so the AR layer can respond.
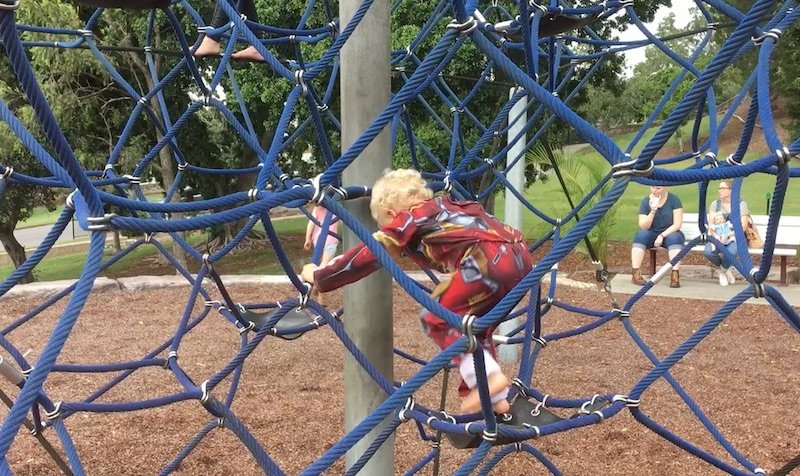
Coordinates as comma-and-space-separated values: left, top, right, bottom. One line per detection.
370, 169, 434, 223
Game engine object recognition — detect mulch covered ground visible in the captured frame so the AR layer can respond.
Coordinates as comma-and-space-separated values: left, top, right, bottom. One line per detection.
0, 249, 798, 475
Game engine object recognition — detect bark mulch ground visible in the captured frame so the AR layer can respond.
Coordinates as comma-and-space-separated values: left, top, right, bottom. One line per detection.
0, 250, 798, 475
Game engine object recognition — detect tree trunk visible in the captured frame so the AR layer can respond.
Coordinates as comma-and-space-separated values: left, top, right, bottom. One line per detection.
0, 230, 34, 284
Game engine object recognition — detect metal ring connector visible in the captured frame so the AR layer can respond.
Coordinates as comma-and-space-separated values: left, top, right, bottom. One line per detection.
461, 314, 478, 353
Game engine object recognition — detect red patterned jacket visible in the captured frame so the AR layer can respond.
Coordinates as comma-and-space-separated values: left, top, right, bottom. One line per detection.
313, 196, 524, 292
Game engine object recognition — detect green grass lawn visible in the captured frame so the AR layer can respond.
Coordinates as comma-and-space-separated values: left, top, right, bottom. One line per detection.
0, 216, 309, 281
17, 193, 167, 230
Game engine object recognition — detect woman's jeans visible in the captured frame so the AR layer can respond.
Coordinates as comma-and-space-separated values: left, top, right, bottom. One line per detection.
704, 241, 738, 269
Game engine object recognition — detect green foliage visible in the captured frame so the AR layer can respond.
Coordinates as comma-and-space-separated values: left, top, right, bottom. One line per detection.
526, 144, 619, 264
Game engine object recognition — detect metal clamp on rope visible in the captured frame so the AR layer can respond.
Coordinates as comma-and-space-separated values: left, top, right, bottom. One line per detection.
295, 69, 308, 97
611, 394, 640, 407
102, 163, 115, 179
308, 173, 324, 204
45, 402, 63, 421
577, 394, 602, 415
725, 153, 742, 166
482, 429, 498, 442
752, 28, 782, 45
317, 103, 329, 112
328, 185, 348, 200
533, 336, 547, 348
442, 171, 453, 193
706, 21, 719, 31
177, 162, 188, 172
398, 396, 415, 422
87, 213, 118, 232
144, 232, 153, 244
328, 20, 338, 38
446, 16, 478, 35
299, 282, 313, 309
611, 156, 654, 178
0, 166, 12, 181
202, 253, 213, 272
238, 319, 255, 335
705, 151, 718, 167
511, 378, 531, 399
613, 309, 630, 320
163, 350, 178, 369
775, 146, 791, 166
461, 314, 478, 353
122, 174, 141, 185
217, 417, 225, 428
753, 468, 765, 475
528, 1, 548, 13
77, 29, 93, 38
0, 0, 20, 10
200, 380, 211, 406
247, 187, 260, 201
749, 268, 765, 298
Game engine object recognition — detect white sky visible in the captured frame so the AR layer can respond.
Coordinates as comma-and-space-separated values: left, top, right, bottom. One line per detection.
615, 5, 696, 72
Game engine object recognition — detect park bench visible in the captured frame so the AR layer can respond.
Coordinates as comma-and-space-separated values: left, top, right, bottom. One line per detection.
648, 213, 800, 286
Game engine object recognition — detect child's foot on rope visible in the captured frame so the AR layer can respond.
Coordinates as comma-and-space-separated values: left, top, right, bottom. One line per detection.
194, 36, 221, 58
231, 46, 265, 62
460, 372, 509, 414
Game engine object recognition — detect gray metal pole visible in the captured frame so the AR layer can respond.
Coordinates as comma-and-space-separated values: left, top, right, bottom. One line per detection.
340, 0, 393, 473
498, 87, 527, 363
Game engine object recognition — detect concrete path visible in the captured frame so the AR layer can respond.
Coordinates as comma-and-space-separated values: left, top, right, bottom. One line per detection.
610, 270, 800, 307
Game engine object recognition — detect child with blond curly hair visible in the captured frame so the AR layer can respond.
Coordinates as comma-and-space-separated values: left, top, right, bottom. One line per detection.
301, 169, 531, 414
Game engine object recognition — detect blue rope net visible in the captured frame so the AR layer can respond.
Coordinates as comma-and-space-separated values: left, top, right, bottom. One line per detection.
0, 0, 798, 474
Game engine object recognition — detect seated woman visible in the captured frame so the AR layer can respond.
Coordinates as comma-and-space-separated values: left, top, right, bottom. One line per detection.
704, 179, 751, 286
631, 185, 684, 288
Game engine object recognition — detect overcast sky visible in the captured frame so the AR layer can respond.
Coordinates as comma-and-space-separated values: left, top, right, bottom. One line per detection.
615, 5, 697, 71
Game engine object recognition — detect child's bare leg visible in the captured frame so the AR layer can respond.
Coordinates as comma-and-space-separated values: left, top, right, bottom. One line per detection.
460, 372, 510, 413
458, 350, 510, 414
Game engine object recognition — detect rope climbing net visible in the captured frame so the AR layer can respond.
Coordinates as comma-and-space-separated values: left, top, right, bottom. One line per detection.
0, 0, 798, 474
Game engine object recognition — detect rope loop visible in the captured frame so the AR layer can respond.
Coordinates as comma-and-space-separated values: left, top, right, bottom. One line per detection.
461, 314, 478, 353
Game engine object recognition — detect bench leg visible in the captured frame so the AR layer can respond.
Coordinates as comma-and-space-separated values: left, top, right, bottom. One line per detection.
649, 249, 656, 277
780, 256, 787, 286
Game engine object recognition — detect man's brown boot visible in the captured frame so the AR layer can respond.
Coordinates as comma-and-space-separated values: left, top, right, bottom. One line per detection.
670, 269, 681, 288
631, 268, 645, 285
